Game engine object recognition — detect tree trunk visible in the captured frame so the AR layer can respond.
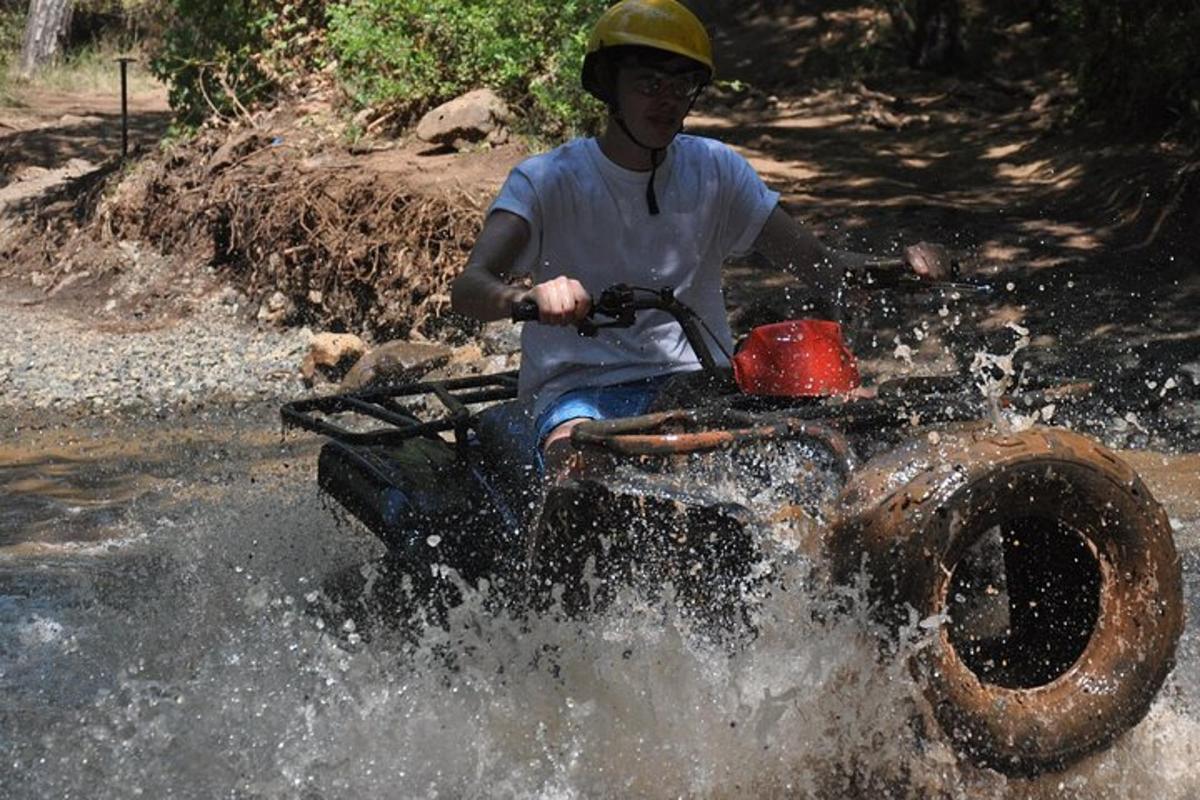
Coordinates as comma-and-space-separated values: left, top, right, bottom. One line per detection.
19, 0, 74, 78
888, 0, 964, 72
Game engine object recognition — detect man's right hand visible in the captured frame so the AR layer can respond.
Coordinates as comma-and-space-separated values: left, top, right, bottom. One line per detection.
903, 241, 955, 281
523, 276, 591, 326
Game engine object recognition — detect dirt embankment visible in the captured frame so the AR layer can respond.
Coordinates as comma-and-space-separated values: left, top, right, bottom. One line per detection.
1, 90, 521, 340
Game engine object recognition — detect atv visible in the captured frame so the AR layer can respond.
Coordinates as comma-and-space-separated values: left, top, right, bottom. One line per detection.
282, 278, 1183, 777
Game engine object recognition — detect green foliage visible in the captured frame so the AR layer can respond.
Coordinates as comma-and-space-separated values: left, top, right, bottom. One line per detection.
150, 0, 272, 124
326, 0, 609, 139
144, 0, 608, 137
0, 4, 23, 88
1066, 0, 1200, 138
0, 3, 22, 52
149, 0, 324, 126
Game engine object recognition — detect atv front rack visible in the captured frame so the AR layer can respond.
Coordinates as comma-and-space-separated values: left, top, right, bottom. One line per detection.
280, 370, 519, 450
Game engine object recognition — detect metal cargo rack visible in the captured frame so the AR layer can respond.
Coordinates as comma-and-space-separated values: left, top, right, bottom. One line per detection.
280, 370, 519, 451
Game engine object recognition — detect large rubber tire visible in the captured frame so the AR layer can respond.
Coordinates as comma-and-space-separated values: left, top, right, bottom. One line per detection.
829, 424, 1184, 776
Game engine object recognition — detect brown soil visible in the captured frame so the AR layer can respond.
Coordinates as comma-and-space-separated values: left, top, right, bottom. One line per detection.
0, 88, 517, 337
95, 116, 521, 338
0, 85, 172, 180
1, 4, 1198, 444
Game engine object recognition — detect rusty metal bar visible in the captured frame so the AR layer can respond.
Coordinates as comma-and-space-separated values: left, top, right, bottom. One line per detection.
571, 411, 856, 476
116, 57, 136, 159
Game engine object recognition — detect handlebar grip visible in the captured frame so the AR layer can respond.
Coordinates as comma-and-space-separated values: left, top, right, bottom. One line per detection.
861, 256, 962, 281
511, 298, 539, 322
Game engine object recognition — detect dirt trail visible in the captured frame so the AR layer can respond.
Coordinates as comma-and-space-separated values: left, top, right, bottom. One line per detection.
691, 78, 1200, 427
0, 85, 171, 295
0, 84, 170, 182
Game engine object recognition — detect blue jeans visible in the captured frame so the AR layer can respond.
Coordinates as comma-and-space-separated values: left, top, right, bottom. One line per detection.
476, 375, 673, 477
534, 374, 673, 445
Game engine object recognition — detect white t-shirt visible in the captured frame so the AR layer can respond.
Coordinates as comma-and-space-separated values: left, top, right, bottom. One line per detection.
489, 134, 779, 418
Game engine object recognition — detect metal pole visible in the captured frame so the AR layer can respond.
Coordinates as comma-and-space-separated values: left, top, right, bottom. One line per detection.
117, 57, 135, 159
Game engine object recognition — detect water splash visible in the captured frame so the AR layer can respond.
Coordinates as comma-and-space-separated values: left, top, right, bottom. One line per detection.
2, 457, 1197, 799
967, 321, 1034, 433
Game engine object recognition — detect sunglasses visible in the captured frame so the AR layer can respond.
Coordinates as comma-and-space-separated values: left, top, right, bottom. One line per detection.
627, 69, 708, 100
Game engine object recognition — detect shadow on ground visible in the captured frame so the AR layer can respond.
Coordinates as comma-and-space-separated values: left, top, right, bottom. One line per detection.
1, 108, 171, 182
685, 0, 1200, 450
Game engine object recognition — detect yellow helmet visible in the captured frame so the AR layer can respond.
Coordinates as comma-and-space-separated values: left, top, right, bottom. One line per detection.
582, 0, 714, 102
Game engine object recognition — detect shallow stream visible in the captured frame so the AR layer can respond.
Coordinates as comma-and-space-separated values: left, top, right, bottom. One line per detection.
1, 404, 1198, 799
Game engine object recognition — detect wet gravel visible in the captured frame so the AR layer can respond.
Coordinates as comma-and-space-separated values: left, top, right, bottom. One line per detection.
3, 298, 310, 417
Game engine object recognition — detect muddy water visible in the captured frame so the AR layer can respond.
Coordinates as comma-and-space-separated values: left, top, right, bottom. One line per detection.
2, 405, 1198, 799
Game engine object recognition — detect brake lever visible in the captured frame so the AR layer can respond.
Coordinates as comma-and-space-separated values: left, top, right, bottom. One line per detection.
854, 257, 993, 295
578, 284, 641, 336
578, 309, 636, 337
591, 284, 637, 317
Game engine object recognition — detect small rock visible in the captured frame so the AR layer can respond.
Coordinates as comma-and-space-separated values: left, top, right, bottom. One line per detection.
14, 165, 49, 181
59, 114, 102, 126
300, 332, 368, 384
416, 89, 511, 149
257, 291, 295, 326
64, 158, 96, 173
448, 343, 484, 365
481, 354, 513, 374
340, 340, 454, 391
478, 320, 523, 356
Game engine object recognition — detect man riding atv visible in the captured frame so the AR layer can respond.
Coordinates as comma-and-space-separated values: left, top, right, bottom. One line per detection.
449, 0, 953, 480
283, 3, 1183, 773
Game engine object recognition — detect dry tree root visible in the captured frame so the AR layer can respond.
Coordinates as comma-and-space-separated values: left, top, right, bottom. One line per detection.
214, 169, 483, 340
118, 129, 485, 340
12, 123, 488, 341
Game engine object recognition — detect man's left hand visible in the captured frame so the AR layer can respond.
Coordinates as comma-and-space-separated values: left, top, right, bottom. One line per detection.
904, 241, 954, 280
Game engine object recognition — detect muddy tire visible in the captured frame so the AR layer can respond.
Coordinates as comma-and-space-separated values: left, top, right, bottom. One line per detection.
829, 424, 1184, 775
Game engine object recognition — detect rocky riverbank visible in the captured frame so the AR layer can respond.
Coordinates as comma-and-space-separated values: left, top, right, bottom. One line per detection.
2, 285, 310, 419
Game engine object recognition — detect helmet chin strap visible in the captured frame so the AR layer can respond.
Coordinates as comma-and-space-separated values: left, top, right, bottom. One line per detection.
613, 115, 667, 215
611, 93, 699, 216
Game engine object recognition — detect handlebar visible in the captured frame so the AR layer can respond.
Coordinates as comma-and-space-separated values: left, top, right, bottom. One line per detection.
511, 285, 678, 328
852, 257, 995, 296
509, 264, 991, 381
510, 284, 727, 378
511, 285, 688, 331
511, 297, 540, 322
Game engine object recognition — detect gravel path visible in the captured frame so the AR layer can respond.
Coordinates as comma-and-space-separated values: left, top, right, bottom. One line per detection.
3, 297, 311, 416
